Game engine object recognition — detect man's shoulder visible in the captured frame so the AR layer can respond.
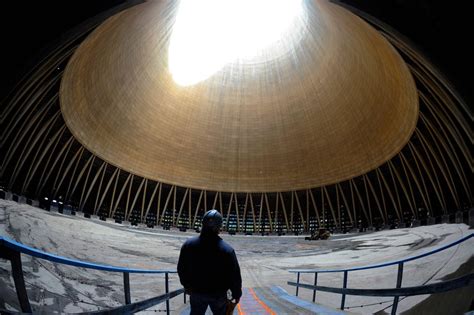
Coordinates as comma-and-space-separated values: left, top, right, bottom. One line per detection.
182, 235, 200, 247
218, 238, 235, 254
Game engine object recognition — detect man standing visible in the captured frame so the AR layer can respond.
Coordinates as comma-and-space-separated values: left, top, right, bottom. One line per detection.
178, 210, 242, 315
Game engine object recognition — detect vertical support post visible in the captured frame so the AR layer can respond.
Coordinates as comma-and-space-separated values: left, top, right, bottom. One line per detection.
391, 262, 404, 315
184, 291, 187, 304
0, 246, 32, 313
296, 272, 300, 296
340, 271, 348, 310
165, 272, 170, 315
123, 272, 131, 305
312, 272, 318, 302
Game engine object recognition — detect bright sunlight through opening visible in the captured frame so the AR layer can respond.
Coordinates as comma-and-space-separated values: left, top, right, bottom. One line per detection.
169, 0, 304, 86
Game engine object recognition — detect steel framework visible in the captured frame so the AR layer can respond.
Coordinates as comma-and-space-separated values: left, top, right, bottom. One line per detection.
0, 1, 471, 234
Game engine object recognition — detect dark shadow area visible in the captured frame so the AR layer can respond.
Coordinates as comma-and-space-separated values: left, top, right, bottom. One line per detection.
340, 0, 472, 106
402, 256, 474, 315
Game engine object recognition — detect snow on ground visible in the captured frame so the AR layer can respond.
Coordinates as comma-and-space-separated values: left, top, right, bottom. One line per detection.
0, 199, 472, 314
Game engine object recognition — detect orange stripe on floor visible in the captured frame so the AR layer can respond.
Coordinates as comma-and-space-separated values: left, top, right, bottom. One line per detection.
248, 288, 275, 315
237, 302, 244, 315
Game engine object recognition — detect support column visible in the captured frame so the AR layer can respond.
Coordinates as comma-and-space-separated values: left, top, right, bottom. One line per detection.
0, 245, 32, 313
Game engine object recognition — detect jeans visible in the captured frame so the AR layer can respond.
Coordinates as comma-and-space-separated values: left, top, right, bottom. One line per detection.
190, 292, 228, 315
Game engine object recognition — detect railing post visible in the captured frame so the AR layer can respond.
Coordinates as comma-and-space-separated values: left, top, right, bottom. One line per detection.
296, 272, 300, 296
123, 272, 131, 304
0, 245, 32, 313
312, 272, 318, 302
391, 262, 404, 315
165, 272, 170, 315
340, 271, 348, 310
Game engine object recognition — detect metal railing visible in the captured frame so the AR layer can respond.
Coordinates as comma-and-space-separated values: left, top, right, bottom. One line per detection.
0, 236, 183, 314
288, 233, 474, 314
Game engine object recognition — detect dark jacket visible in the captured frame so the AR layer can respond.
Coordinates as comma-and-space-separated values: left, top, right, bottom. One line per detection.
177, 232, 242, 300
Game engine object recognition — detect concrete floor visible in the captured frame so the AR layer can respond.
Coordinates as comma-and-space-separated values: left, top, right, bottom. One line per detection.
1, 199, 473, 314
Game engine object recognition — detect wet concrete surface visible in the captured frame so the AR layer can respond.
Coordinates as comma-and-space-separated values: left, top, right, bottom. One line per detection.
1, 200, 472, 314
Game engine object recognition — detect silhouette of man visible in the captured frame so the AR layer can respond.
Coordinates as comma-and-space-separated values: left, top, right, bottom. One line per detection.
178, 209, 242, 315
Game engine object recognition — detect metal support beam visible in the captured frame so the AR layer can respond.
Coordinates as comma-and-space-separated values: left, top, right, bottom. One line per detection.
0, 245, 32, 313
123, 272, 131, 305
312, 272, 318, 303
165, 273, 170, 315
341, 271, 348, 310
391, 262, 404, 315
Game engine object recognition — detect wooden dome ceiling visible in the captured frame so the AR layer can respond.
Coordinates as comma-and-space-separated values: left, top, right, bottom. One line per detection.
60, 0, 418, 192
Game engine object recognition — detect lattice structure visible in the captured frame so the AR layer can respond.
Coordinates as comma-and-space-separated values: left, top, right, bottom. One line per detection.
0, 1, 471, 234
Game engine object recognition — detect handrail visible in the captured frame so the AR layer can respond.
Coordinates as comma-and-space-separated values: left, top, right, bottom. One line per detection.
0, 289, 185, 315
0, 236, 183, 315
0, 236, 176, 274
289, 233, 474, 273
81, 288, 185, 315
288, 233, 474, 314
288, 273, 474, 297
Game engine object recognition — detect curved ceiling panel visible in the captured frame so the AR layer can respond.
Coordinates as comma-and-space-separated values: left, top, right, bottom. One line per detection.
60, 0, 418, 192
